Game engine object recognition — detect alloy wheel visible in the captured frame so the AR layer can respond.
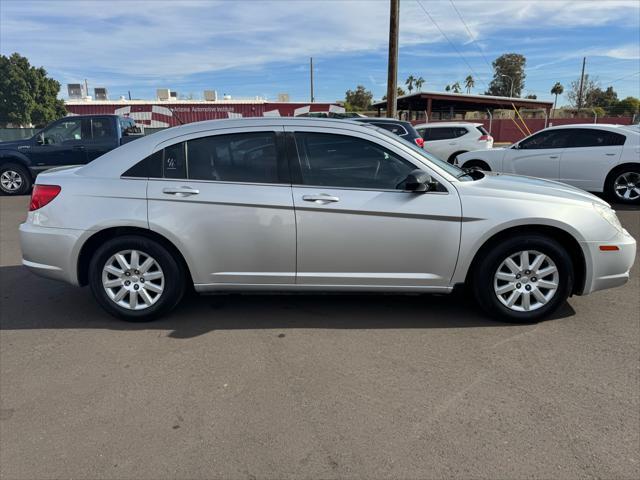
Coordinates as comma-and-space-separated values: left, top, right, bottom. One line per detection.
0, 170, 23, 192
613, 172, 640, 201
101, 249, 164, 310
493, 250, 559, 312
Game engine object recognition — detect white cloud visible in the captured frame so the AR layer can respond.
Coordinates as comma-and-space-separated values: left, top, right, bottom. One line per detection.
0, 0, 638, 89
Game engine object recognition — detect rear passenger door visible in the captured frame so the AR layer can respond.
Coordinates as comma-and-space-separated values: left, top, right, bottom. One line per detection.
84, 117, 119, 162
144, 127, 297, 287
559, 128, 625, 191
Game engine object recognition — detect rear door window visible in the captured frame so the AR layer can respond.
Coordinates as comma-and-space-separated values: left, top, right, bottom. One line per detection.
91, 117, 116, 141
187, 132, 281, 183
566, 128, 626, 148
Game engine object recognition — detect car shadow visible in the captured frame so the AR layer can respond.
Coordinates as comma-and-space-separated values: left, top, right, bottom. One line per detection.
0, 266, 576, 339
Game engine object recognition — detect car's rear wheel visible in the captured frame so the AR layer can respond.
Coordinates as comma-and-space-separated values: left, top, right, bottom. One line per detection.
605, 166, 640, 205
472, 234, 573, 323
89, 235, 185, 321
0, 163, 32, 196
461, 160, 491, 171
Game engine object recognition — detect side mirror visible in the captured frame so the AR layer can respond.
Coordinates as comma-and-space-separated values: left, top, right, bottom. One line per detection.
400, 169, 435, 192
36, 133, 45, 145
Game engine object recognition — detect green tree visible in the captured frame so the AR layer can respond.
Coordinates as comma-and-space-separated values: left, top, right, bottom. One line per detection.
486, 53, 526, 97
550, 82, 564, 112
612, 96, 640, 116
344, 85, 373, 111
445, 84, 451, 92
405, 75, 416, 94
525, 94, 537, 99
464, 75, 474, 94
451, 82, 462, 93
586, 86, 618, 111
415, 77, 425, 92
0, 52, 66, 127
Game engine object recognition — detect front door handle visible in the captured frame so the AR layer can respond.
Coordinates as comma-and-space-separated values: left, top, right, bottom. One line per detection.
162, 186, 200, 197
549, 155, 559, 159
605, 153, 617, 156
72, 146, 85, 151
302, 194, 340, 204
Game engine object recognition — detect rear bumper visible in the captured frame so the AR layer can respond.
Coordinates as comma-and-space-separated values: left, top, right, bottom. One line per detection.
19, 222, 83, 285
581, 230, 636, 295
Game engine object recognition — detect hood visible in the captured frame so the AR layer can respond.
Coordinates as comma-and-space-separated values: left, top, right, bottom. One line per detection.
459, 172, 609, 207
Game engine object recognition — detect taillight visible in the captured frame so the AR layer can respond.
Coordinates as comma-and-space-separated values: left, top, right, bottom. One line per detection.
415, 137, 425, 148
478, 135, 491, 141
29, 185, 61, 211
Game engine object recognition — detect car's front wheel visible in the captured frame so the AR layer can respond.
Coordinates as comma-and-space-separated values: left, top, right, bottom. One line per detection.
88, 235, 186, 321
461, 160, 491, 171
472, 234, 573, 323
0, 163, 32, 196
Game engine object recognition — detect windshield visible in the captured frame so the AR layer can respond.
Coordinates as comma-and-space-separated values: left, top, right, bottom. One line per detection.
371, 125, 473, 180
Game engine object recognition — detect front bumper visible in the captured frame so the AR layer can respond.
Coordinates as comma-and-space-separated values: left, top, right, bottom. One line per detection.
580, 229, 636, 295
19, 222, 83, 285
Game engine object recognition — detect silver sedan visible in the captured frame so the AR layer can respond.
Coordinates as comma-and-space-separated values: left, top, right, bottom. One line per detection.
20, 118, 636, 322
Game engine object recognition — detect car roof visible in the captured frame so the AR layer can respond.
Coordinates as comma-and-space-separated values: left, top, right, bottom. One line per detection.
353, 117, 413, 125
547, 123, 634, 130
414, 122, 482, 128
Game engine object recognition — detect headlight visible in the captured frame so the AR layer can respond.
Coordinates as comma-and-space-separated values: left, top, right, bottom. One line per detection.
593, 202, 623, 233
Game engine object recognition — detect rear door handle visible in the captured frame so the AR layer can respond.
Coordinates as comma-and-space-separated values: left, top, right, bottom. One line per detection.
302, 194, 340, 204
605, 153, 617, 156
162, 186, 200, 197
72, 146, 85, 150
549, 155, 559, 159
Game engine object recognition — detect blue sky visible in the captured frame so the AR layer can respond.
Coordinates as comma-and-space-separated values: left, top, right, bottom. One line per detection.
1, 0, 639, 104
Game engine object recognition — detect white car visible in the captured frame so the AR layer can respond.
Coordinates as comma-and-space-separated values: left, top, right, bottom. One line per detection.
414, 122, 493, 163
456, 124, 640, 204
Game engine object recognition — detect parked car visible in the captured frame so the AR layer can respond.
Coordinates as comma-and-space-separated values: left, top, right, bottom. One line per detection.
456, 124, 640, 204
0, 115, 142, 195
20, 118, 635, 323
352, 117, 425, 148
414, 122, 493, 163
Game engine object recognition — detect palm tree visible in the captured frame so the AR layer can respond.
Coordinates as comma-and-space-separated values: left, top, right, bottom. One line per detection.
550, 82, 564, 114
405, 75, 416, 94
464, 75, 475, 94
452, 82, 462, 93
415, 76, 425, 92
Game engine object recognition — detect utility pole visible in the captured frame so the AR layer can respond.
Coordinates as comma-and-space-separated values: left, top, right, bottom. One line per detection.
577, 57, 586, 110
84, 78, 89, 98
386, 0, 399, 118
310, 57, 315, 103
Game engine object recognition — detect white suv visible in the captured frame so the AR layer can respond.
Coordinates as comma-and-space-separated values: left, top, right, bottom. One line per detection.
456, 124, 640, 204
414, 122, 493, 163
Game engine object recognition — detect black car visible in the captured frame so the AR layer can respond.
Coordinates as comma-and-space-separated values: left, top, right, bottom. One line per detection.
0, 115, 142, 195
351, 117, 424, 148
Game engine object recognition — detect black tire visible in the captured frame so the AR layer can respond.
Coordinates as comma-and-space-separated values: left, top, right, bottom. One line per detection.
604, 165, 640, 205
461, 160, 491, 171
448, 151, 468, 164
0, 163, 32, 196
88, 235, 186, 321
471, 234, 573, 323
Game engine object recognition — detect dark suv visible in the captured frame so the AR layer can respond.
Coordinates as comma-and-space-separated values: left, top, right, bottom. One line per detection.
351, 118, 424, 148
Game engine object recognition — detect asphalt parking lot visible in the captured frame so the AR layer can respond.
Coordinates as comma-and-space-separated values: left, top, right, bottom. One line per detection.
0, 194, 638, 480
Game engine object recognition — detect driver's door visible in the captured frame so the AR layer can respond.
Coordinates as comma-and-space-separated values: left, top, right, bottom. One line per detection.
29, 118, 89, 169
503, 129, 570, 180
286, 128, 461, 289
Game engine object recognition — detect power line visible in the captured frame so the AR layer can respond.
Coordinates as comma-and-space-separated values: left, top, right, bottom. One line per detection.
602, 71, 640, 85
448, 0, 493, 70
414, 0, 487, 86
